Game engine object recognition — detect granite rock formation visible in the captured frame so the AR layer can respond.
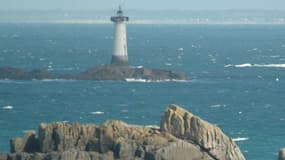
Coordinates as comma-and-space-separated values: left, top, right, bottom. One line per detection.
0, 105, 245, 160
161, 105, 245, 160
0, 66, 188, 81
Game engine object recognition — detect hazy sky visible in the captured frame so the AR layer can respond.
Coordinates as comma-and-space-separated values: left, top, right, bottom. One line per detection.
1, 0, 285, 10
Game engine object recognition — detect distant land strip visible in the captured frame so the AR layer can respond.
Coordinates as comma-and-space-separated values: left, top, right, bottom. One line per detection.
1, 19, 285, 25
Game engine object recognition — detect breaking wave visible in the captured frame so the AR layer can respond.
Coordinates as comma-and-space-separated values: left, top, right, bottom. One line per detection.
225, 63, 285, 68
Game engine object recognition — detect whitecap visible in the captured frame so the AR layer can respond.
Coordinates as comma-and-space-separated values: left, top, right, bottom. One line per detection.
232, 137, 249, 142
2, 106, 13, 110
90, 111, 104, 115
235, 63, 252, 67
210, 104, 226, 108
225, 63, 285, 68
254, 64, 285, 68
177, 47, 184, 51
125, 78, 148, 83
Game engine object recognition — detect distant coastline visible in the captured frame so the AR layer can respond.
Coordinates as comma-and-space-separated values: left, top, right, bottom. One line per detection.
1, 10, 285, 25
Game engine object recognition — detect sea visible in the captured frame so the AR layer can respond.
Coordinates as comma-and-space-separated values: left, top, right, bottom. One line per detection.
0, 23, 285, 160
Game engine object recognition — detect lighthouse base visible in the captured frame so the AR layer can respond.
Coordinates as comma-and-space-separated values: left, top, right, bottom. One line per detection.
111, 55, 128, 66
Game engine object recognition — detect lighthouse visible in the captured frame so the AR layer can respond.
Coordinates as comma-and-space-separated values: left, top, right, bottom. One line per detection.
111, 5, 129, 66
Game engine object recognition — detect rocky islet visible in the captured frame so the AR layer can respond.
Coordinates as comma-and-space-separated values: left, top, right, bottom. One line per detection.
0, 66, 187, 81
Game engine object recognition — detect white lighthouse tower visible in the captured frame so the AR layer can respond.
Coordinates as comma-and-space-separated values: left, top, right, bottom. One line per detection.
111, 5, 129, 66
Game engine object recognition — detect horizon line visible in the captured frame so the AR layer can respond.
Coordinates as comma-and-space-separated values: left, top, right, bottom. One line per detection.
1, 9, 285, 12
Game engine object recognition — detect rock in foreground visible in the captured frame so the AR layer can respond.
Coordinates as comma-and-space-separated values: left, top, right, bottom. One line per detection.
0, 66, 188, 81
0, 105, 245, 160
279, 148, 285, 160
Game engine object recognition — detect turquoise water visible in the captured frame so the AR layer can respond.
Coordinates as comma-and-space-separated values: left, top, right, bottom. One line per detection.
1, 24, 285, 159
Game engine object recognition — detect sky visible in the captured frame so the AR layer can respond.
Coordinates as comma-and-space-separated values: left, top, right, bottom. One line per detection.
0, 0, 285, 10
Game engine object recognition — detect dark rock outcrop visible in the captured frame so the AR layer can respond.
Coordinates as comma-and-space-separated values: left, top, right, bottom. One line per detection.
0, 105, 245, 160
0, 66, 188, 81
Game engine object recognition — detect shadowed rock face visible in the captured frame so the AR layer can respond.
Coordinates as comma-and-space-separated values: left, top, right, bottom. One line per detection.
0, 66, 188, 81
0, 105, 245, 160
279, 148, 285, 160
